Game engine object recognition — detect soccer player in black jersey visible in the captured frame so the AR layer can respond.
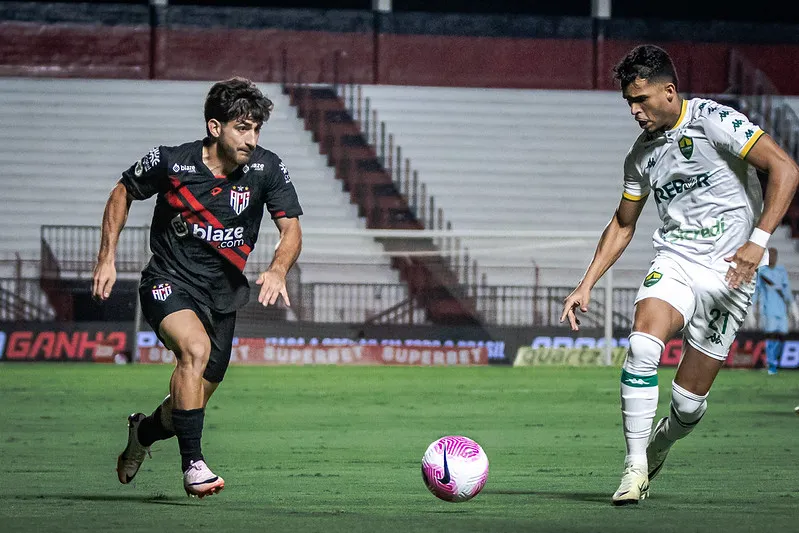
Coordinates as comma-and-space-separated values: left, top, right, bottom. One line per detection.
92, 77, 302, 498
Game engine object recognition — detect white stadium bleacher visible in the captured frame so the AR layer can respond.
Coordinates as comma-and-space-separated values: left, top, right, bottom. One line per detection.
359, 84, 799, 287
0, 78, 399, 285
0, 78, 796, 294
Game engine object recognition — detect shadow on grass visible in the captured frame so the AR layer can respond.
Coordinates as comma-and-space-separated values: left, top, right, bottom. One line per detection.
7, 494, 193, 506
424, 508, 475, 514
484, 489, 611, 504
485, 489, 681, 505
750, 410, 799, 418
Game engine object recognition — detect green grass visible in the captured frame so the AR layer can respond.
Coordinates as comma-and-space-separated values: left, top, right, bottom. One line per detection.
0, 364, 797, 533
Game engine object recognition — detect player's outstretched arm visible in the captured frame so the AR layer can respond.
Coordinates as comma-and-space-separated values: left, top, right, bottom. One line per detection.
92, 182, 134, 300
725, 135, 799, 288
560, 196, 646, 330
256, 216, 302, 307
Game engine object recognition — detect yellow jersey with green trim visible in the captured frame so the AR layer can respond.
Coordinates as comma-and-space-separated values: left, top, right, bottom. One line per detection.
622, 97, 766, 272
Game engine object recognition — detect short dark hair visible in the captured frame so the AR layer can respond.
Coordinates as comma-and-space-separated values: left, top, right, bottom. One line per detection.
204, 77, 274, 137
613, 45, 678, 90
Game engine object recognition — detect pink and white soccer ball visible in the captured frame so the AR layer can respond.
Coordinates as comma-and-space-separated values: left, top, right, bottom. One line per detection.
421, 435, 489, 502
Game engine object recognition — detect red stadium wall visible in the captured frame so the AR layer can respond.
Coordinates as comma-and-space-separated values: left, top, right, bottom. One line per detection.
596, 40, 799, 94
0, 21, 150, 79
595, 40, 731, 93
153, 27, 375, 84
2, 7, 799, 93
375, 34, 595, 89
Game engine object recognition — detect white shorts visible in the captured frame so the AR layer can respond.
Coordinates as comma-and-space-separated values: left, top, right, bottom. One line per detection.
634, 253, 755, 360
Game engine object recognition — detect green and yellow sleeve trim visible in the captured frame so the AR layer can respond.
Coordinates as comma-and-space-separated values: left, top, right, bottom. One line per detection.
622, 191, 648, 202
740, 128, 765, 159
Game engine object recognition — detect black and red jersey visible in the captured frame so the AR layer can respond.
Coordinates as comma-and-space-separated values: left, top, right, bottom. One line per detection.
120, 139, 303, 313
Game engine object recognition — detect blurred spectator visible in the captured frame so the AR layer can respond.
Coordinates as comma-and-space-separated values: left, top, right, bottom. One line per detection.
754, 247, 794, 374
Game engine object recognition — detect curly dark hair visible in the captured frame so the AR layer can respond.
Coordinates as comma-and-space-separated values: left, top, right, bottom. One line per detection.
613, 45, 678, 90
204, 77, 274, 137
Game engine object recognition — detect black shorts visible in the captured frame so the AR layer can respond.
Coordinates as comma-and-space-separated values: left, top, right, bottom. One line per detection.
139, 279, 236, 383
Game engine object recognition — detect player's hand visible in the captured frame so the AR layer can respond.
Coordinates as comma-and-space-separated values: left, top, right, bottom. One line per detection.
560, 285, 591, 331
724, 241, 764, 289
92, 260, 117, 300
256, 269, 290, 307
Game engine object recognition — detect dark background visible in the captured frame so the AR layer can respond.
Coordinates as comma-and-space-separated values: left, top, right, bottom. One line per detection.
2, 2, 798, 91
10, 0, 799, 24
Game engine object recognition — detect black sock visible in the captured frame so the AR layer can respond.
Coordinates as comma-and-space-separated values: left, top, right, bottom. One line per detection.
171, 408, 205, 472
137, 404, 176, 447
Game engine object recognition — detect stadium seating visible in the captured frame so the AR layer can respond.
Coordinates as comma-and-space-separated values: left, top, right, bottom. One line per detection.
359, 85, 799, 286
1, 78, 796, 293
0, 78, 399, 284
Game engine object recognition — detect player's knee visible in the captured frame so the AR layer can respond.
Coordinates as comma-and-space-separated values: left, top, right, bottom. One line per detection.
176, 338, 211, 369
671, 381, 707, 423
623, 332, 664, 375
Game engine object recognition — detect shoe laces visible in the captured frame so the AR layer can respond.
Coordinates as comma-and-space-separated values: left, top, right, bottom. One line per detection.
623, 463, 646, 475
618, 464, 646, 490
186, 460, 212, 476
185, 460, 218, 483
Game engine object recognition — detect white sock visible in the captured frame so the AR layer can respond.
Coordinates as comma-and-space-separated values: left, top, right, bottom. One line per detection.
662, 381, 707, 442
621, 332, 663, 467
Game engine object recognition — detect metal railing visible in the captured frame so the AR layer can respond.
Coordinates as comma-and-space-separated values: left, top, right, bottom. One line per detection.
252, 281, 637, 328
298, 282, 422, 324
0, 278, 56, 321
23, 224, 655, 328
0, 275, 634, 327
41, 225, 151, 277
337, 82, 482, 290
6, 261, 799, 329
473, 285, 636, 329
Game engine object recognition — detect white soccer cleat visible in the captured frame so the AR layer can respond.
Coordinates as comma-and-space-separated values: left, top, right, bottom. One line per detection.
611, 464, 649, 506
116, 413, 151, 484
183, 460, 225, 498
794, 405, 799, 415
647, 417, 672, 481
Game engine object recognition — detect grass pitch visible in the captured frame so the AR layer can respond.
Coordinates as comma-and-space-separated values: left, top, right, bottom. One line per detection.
0, 364, 797, 533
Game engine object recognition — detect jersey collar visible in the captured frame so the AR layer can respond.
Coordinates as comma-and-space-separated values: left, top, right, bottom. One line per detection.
667, 99, 688, 133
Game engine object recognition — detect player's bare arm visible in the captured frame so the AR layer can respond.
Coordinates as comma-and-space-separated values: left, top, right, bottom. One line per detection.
92, 182, 134, 300
256, 216, 302, 306
724, 134, 799, 289
560, 196, 646, 330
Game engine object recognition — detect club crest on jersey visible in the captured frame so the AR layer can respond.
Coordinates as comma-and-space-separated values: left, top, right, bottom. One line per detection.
230, 185, 250, 215
151, 283, 172, 301
643, 271, 662, 287
678, 136, 693, 159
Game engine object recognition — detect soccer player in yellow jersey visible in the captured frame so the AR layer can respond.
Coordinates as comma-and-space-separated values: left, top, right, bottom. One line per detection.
560, 44, 799, 505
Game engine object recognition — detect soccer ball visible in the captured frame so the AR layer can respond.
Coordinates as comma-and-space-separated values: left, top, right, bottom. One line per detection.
421, 435, 489, 502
